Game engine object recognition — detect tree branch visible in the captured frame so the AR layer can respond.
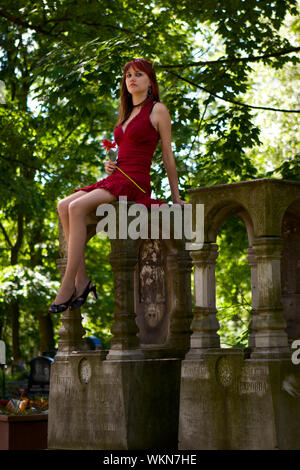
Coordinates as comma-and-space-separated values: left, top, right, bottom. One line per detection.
0, 221, 13, 249
12, 212, 24, 263
158, 46, 300, 69
0, 8, 56, 36
79, 21, 135, 35
166, 70, 300, 113
0, 8, 135, 37
0, 155, 52, 176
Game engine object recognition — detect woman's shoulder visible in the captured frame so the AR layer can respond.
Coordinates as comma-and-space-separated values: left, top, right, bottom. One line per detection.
151, 101, 170, 115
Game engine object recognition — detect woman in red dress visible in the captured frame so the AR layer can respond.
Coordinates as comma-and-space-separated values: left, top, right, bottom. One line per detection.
49, 58, 187, 313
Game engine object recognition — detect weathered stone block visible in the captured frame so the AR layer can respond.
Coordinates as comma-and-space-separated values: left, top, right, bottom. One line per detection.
48, 352, 181, 450
179, 350, 300, 449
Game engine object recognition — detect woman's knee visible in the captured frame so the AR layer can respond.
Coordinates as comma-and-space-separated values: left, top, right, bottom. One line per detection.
57, 198, 70, 216
68, 199, 85, 217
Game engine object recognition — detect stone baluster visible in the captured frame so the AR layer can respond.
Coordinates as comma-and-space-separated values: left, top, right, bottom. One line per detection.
166, 247, 193, 355
251, 237, 289, 358
105, 201, 143, 360
55, 216, 86, 358
185, 243, 220, 359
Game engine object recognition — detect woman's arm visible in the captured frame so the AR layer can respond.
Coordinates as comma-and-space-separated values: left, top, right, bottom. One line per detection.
151, 102, 187, 205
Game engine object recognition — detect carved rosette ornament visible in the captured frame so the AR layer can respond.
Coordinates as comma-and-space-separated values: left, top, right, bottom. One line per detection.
215, 356, 233, 388
78, 358, 92, 384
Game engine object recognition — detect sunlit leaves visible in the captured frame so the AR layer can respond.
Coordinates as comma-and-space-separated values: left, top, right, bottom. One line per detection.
0, 0, 299, 357
216, 216, 251, 348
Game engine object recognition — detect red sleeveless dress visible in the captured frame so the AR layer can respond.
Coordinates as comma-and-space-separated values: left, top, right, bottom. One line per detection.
74, 99, 166, 209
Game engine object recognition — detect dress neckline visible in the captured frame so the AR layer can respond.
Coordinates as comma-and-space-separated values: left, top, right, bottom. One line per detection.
119, 100, 159, 135
121, 104, 146, 134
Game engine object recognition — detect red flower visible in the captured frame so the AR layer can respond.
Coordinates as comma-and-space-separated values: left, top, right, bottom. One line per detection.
102, 139, 117, 150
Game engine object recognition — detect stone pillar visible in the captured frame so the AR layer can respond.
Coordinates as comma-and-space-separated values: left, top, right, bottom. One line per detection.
247, 247, 258, 349
251, 237, 289, 358
185, 243, 220, 359
166, 247, 193, 354
55, 216, 85, 358
106, 204, 143, 360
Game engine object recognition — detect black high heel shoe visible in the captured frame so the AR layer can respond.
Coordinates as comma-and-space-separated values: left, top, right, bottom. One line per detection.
48, 289, 76, 314
69, 280, 98, 311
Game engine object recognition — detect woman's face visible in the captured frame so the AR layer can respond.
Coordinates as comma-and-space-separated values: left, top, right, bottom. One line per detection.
125, 66, 151, 95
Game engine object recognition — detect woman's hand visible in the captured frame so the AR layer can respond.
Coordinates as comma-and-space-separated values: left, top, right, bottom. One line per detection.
104, 160, 116, 175
172, 197, 190, 205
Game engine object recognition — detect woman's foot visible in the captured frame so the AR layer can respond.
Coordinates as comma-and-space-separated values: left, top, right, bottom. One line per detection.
48, 281, 76, 314
69, 280, 98, 311
75, 276, 91, 299
53, 280, 75, 304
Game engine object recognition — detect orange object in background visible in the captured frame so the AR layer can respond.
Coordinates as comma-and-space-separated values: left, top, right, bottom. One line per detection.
18, 398, 29, 412
5, 398, 29, 413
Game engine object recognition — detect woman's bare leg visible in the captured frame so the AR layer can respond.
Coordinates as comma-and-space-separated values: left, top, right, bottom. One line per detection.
57, 190, 89, 295
53, 188, 117, 304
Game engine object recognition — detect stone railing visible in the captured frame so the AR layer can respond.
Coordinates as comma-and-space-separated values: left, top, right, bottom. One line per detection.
54, 201, 193, 361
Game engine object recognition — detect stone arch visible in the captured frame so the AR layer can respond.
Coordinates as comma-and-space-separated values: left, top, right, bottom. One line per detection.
187, 179, 300, 359
205, 199, 254, 247
190, 198, 255, 350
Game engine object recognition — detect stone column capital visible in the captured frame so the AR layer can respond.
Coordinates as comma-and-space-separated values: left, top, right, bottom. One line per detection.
246, 246, 256, 265
252, 237, 283, 259
190, 243, 219, 265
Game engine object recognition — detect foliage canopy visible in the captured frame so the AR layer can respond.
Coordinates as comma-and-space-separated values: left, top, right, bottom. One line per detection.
0, 0, 299, 360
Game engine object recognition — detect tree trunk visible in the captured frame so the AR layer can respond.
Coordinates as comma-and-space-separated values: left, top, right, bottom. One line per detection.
11, 302, 21, 362
37, 311, 55, 355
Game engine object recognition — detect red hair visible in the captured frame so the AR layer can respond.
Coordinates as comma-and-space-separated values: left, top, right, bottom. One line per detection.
115, 58, 160, 127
